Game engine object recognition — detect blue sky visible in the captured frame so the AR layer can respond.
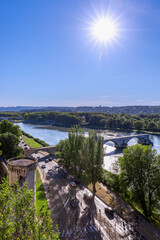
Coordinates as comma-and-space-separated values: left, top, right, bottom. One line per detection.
1, 0, 160, 107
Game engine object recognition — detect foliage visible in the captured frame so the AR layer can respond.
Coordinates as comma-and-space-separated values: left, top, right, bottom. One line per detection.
0, 120, 21, 137
84, 131, 104, 194
13, 153, 25, 159
56, 126, 85, 172
22, 111, 160, 132
23, 112, 82, 126
0, 177, 59, 240
100, 169, 120, 192
0, 112, 21, 118
0, 120, 23, 159
0, 142, 2, 156
0, 132, 22, 159
134, 120, 144, 130
119, 144, 160, 218
68, 126, 85, 176
55, 127, 104, 194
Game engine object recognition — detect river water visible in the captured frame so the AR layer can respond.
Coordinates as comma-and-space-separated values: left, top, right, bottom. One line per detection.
16, 123, 160, 173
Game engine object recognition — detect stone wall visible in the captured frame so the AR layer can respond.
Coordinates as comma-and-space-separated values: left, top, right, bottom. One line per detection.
7, 157, 37, 201
24, 145, 56, 156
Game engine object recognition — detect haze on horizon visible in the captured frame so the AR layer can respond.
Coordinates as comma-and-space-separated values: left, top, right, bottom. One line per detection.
1, 0, 160, 107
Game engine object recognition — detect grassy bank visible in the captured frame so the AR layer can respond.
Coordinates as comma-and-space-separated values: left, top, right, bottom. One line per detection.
36, 169, 49, 213
22, 136, 42, 148
22, 130, 49, 147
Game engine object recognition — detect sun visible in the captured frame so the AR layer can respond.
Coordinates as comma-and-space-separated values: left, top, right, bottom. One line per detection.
91, 17, 118, 44
82, 6, 124, 54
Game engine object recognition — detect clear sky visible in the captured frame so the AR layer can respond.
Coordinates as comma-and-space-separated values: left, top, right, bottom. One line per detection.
1, 0, 160, 107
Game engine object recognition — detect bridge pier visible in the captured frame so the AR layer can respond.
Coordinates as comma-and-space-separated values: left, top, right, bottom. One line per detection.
141, 139, 153, 146
138, 135, 153, 146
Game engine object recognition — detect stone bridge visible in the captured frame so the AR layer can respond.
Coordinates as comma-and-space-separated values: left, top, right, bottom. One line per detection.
103, 134, 153, 149
24, 145, 56, 156
24, 134, 153, 155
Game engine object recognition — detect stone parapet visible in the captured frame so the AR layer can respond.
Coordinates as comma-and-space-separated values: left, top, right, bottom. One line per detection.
7, 157, 37, 201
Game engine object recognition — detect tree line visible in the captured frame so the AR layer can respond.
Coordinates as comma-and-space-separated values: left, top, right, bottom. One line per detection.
1, 105, 160, 114
1, 111, 160, 132
21, 111, 160, 132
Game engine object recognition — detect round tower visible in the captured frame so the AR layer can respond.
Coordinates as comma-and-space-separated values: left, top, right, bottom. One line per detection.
7, 157, 37, 201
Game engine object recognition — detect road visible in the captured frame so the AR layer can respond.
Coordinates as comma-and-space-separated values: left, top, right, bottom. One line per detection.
32, 152, 141, 240
19, 136, 30, 150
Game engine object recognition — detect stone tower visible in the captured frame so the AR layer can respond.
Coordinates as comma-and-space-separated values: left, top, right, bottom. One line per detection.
7, 157, 37, 201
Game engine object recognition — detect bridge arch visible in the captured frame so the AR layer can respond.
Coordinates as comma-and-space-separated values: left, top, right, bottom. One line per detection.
127, 136, 141, 146
24, 146, 56, 156
103, 140, 119, 149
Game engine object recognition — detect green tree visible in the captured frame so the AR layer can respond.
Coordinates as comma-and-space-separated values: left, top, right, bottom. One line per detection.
68, 126, 85, 176
147, 121, 157, 131
0, 142, 2, 156
85, 131, 104, 195
119, 144, 160, 218
0, 120, 21, 137
0, 177, 59, 240
0, 132, 22, 159
55, 139, 71, 169
134, 120, 144, 130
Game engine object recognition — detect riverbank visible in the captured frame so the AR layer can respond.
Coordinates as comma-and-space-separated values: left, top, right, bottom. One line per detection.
21, 120, 160, 136
22, 136, 43, 148
22, 130, 49, 147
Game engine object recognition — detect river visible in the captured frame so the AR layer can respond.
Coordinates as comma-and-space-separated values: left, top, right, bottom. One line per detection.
16, 123, 160, 173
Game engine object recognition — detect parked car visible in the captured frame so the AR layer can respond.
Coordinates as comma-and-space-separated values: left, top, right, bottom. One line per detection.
70, 182, 77, 187
45, 159, 49, 163
24, 144, 27, 146
49, 157, 52, 161
59, 168, 68, 177
63, 169, 68, 174
55, 165, 60, 169
70, 199, 77, 208
105, 207, 114, 217
46, 171, 53, 179
46, 173, 51, 180
61, 172, 67, 178
41, 164, 46, 169
84, 193, 93, 201
74, 179, 80, 184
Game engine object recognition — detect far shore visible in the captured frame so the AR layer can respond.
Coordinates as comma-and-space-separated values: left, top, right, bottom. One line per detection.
16, 120, 160, 136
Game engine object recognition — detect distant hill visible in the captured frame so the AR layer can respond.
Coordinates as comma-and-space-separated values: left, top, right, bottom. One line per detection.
1, 105, 160, 115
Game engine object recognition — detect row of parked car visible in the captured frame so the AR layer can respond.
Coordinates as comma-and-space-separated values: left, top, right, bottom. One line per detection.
20, 138, 28, 149
41, 157, 53, 169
